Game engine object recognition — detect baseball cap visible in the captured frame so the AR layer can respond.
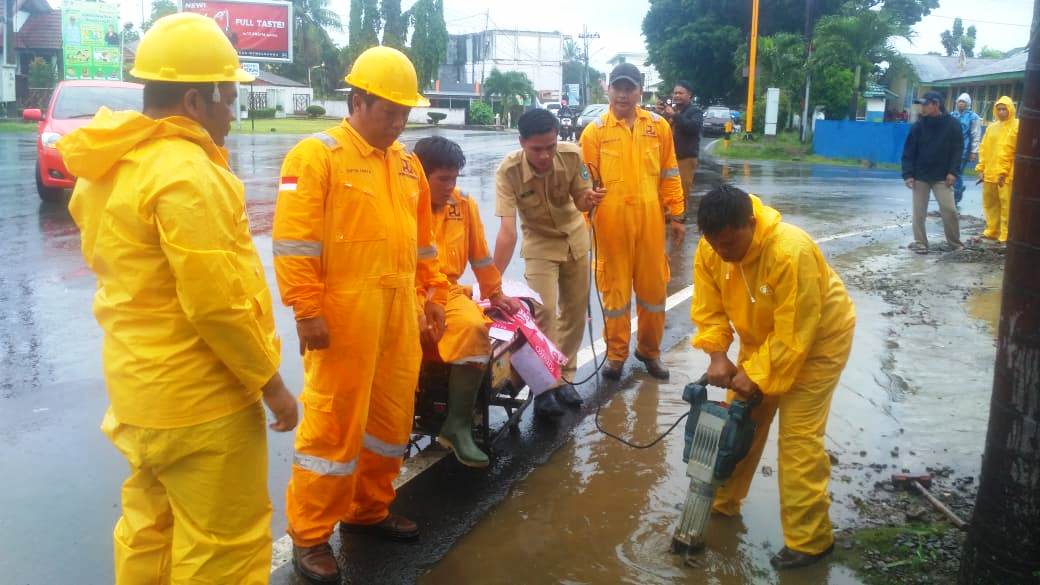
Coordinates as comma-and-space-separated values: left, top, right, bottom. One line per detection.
913, 91, 944, 105
609, 62, 643, 88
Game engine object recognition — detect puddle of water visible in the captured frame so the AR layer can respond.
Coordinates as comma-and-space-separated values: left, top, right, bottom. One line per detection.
965, 279, 1002, 334
421, 343, 868, 585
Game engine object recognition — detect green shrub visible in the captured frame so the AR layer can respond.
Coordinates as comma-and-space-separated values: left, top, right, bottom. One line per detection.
275, 104, 284, 111
428, 112, 447, 124
28, 58, 56, 89
305, 105, 326, 118
251, 108, 276, 119
469, 101, 494, 125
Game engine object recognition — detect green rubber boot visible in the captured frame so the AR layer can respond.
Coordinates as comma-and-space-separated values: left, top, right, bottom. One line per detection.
437, 364, 490, 468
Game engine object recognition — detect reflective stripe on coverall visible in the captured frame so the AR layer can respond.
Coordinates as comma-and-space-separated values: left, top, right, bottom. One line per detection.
59, 108, 281, 583
690, 195, 856, 555
580, 109, 684, 361
976, 96, 1019, 242
274, 122, 449, 547
433, 189, 503, 365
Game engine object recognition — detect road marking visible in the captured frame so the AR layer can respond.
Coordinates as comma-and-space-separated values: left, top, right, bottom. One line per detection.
270, 220, 904, 572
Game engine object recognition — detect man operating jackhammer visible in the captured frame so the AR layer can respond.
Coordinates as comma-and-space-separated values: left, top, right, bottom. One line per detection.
59, 13, 298, 584
273, 46, 450, 582
690, 185, 856, 569
413, 136, 523, 467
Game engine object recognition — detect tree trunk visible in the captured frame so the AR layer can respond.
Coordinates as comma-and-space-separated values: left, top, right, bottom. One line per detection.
848, 64, 860, 121
958, 16, 1040, 583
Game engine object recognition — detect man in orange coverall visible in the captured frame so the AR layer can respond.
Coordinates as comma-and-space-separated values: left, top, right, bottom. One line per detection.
272, 46, 450, 583
413, 135, 523, 468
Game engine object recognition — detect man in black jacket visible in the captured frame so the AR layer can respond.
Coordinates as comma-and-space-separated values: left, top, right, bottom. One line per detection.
902, 91, 964, 253
659, 80, 703, 199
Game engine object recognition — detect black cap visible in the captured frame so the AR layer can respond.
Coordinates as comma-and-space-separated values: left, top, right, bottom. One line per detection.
914, 91, 944, 105
609, 62, 642, 88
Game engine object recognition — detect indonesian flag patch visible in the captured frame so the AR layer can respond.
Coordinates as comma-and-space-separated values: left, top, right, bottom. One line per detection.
279, 176, 298, 192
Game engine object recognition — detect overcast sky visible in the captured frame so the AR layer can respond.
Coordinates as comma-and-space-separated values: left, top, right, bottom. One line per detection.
102, 0, 1034, 69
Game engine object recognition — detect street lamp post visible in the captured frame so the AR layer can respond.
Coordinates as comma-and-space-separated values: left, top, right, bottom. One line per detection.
308, 63, 324, 101
744, 0, 761, 138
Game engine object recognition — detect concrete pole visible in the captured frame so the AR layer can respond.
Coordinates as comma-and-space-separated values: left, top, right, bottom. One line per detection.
957, 12, 1040, 584
744, 0, 760, 136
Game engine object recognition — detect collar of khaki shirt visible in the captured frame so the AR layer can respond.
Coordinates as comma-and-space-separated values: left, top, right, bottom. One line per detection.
520, 149, 569, 185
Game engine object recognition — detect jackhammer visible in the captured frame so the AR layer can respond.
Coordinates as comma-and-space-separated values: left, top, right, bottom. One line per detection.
671, 375, 760, 554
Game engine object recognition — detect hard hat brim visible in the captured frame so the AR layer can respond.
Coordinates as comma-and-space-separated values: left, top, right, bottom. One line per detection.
130, 67, 256, 84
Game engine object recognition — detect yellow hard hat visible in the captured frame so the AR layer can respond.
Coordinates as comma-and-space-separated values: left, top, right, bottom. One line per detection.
131, 13, 254, 83
345, 46, 430, 108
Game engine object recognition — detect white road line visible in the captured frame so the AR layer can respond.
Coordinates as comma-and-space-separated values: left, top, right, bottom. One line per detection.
270, 220, 904, 572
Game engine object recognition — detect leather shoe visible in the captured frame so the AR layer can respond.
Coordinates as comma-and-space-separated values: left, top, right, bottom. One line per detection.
769, 544, 834, 569
554, 384, 583, 407
533, 390, 565, 418
293, 543, 341, 583
634, 352, 669, 380
340, 513, 419, 541
602, 360, 624, 380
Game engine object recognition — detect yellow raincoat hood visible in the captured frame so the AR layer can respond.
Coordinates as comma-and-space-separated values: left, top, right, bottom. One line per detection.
62, 108, 279, 429
691, 195, 855, 395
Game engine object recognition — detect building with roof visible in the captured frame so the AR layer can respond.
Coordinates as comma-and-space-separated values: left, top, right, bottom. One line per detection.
890, 51, 1026, 121
242, 69, 313, 115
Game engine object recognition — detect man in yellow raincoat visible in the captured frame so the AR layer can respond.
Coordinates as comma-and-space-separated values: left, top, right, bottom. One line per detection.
273, 46, 449, 583
58, 13, 298, 585
413, 136, 523, 468
581, 62, 685, 381
976, 96, 1019, 242
690, 185, 856, 569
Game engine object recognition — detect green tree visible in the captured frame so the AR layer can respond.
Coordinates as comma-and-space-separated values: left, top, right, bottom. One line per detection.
121, 22, 139, 44
978, 46, 1006, 59
482, 68, 535, 125
28, 57, 56, 88
142, 0, 177, 31
811, 64, 854, 120
941, 17, 976, 57
734, 33, 805, 129
563, 60, 602, 104
563, 39, 580, 62
381, 0, 407, 49
812, 10, 903, 119
408, 0, 447, 91
359, 0, 380, 48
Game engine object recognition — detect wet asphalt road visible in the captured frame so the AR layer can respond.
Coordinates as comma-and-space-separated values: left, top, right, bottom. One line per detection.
0, 128, 989, 584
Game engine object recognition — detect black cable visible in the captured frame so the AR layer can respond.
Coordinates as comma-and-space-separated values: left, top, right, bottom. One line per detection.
595, 405, 689, 450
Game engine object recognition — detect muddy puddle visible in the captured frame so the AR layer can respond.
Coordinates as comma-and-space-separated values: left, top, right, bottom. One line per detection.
421, 228, 1002, 585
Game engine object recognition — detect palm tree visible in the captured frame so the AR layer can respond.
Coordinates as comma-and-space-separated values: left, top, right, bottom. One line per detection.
482, 69, 536, 126
812, 11, 903, 119
563, 39, 580, 63
294, 0, 341, 70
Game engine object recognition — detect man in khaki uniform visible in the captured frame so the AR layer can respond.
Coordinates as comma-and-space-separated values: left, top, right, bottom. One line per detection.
494, 108, 604, 418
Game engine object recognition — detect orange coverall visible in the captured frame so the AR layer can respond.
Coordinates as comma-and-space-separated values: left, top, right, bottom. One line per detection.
273, 122, 448, 547
580, 108, 684, 361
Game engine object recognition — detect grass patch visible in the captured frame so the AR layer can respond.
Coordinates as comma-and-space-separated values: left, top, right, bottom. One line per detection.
833, 523, 962, 585
0, 120, 38, 133
231, 117, 431, 135
715, 131, 902, 171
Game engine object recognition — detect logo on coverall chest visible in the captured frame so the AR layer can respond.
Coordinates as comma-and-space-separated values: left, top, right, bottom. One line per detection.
399, 158, 419, 179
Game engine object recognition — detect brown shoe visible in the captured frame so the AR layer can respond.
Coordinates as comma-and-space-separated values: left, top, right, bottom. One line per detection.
292, 543, 341, 583
340, 513, 419, 541
602, 360, 624, 380
634, 352, 670, 380
769, 544, 834, 569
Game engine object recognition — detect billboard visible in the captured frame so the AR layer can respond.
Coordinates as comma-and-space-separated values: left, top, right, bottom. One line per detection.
62, 0, 122, 81
181, 0, 293, 63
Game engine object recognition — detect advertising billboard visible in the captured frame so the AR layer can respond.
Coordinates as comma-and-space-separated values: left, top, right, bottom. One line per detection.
181, 0, 293, 63
61, 0, 122, 81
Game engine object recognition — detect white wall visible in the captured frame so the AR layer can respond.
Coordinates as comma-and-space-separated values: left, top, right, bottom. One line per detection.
246, 86, 314, 113
314, 99, 348, 119
408, 107, 467, 125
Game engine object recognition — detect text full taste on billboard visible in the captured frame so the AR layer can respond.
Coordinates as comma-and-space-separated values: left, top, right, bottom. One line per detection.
180, 0, 293, 63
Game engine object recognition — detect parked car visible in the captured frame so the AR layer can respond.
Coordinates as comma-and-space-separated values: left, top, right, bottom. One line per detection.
575, 103, 608, 139
23, 80, 144, 202
701, 105, 733, 137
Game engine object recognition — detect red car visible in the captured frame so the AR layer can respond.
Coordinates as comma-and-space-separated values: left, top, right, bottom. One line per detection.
23, 80, 143, 202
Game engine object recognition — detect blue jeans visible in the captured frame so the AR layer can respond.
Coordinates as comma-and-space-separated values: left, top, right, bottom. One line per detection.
954, 155, 971, 204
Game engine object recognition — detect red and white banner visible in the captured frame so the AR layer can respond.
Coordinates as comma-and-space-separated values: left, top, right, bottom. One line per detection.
182, 0, 293, 63
484, 302, 567, 396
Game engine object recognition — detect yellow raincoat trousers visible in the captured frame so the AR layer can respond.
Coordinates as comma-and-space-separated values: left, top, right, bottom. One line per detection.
274, 122, 448, 547
432, 189, 503, 364
581, 108, 684, 361
59, 109, 281, 584
976, 96, 1019, 242
691, 196, 856, 555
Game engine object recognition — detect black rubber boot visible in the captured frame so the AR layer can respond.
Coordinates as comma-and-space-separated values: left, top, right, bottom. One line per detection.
534, 390, 565, 418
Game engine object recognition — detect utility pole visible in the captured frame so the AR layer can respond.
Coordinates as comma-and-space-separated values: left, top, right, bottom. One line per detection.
958, 11, 1040, 584
744, 0, 760, 138
578, 25, 599, 106
800, 0, 814, 143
